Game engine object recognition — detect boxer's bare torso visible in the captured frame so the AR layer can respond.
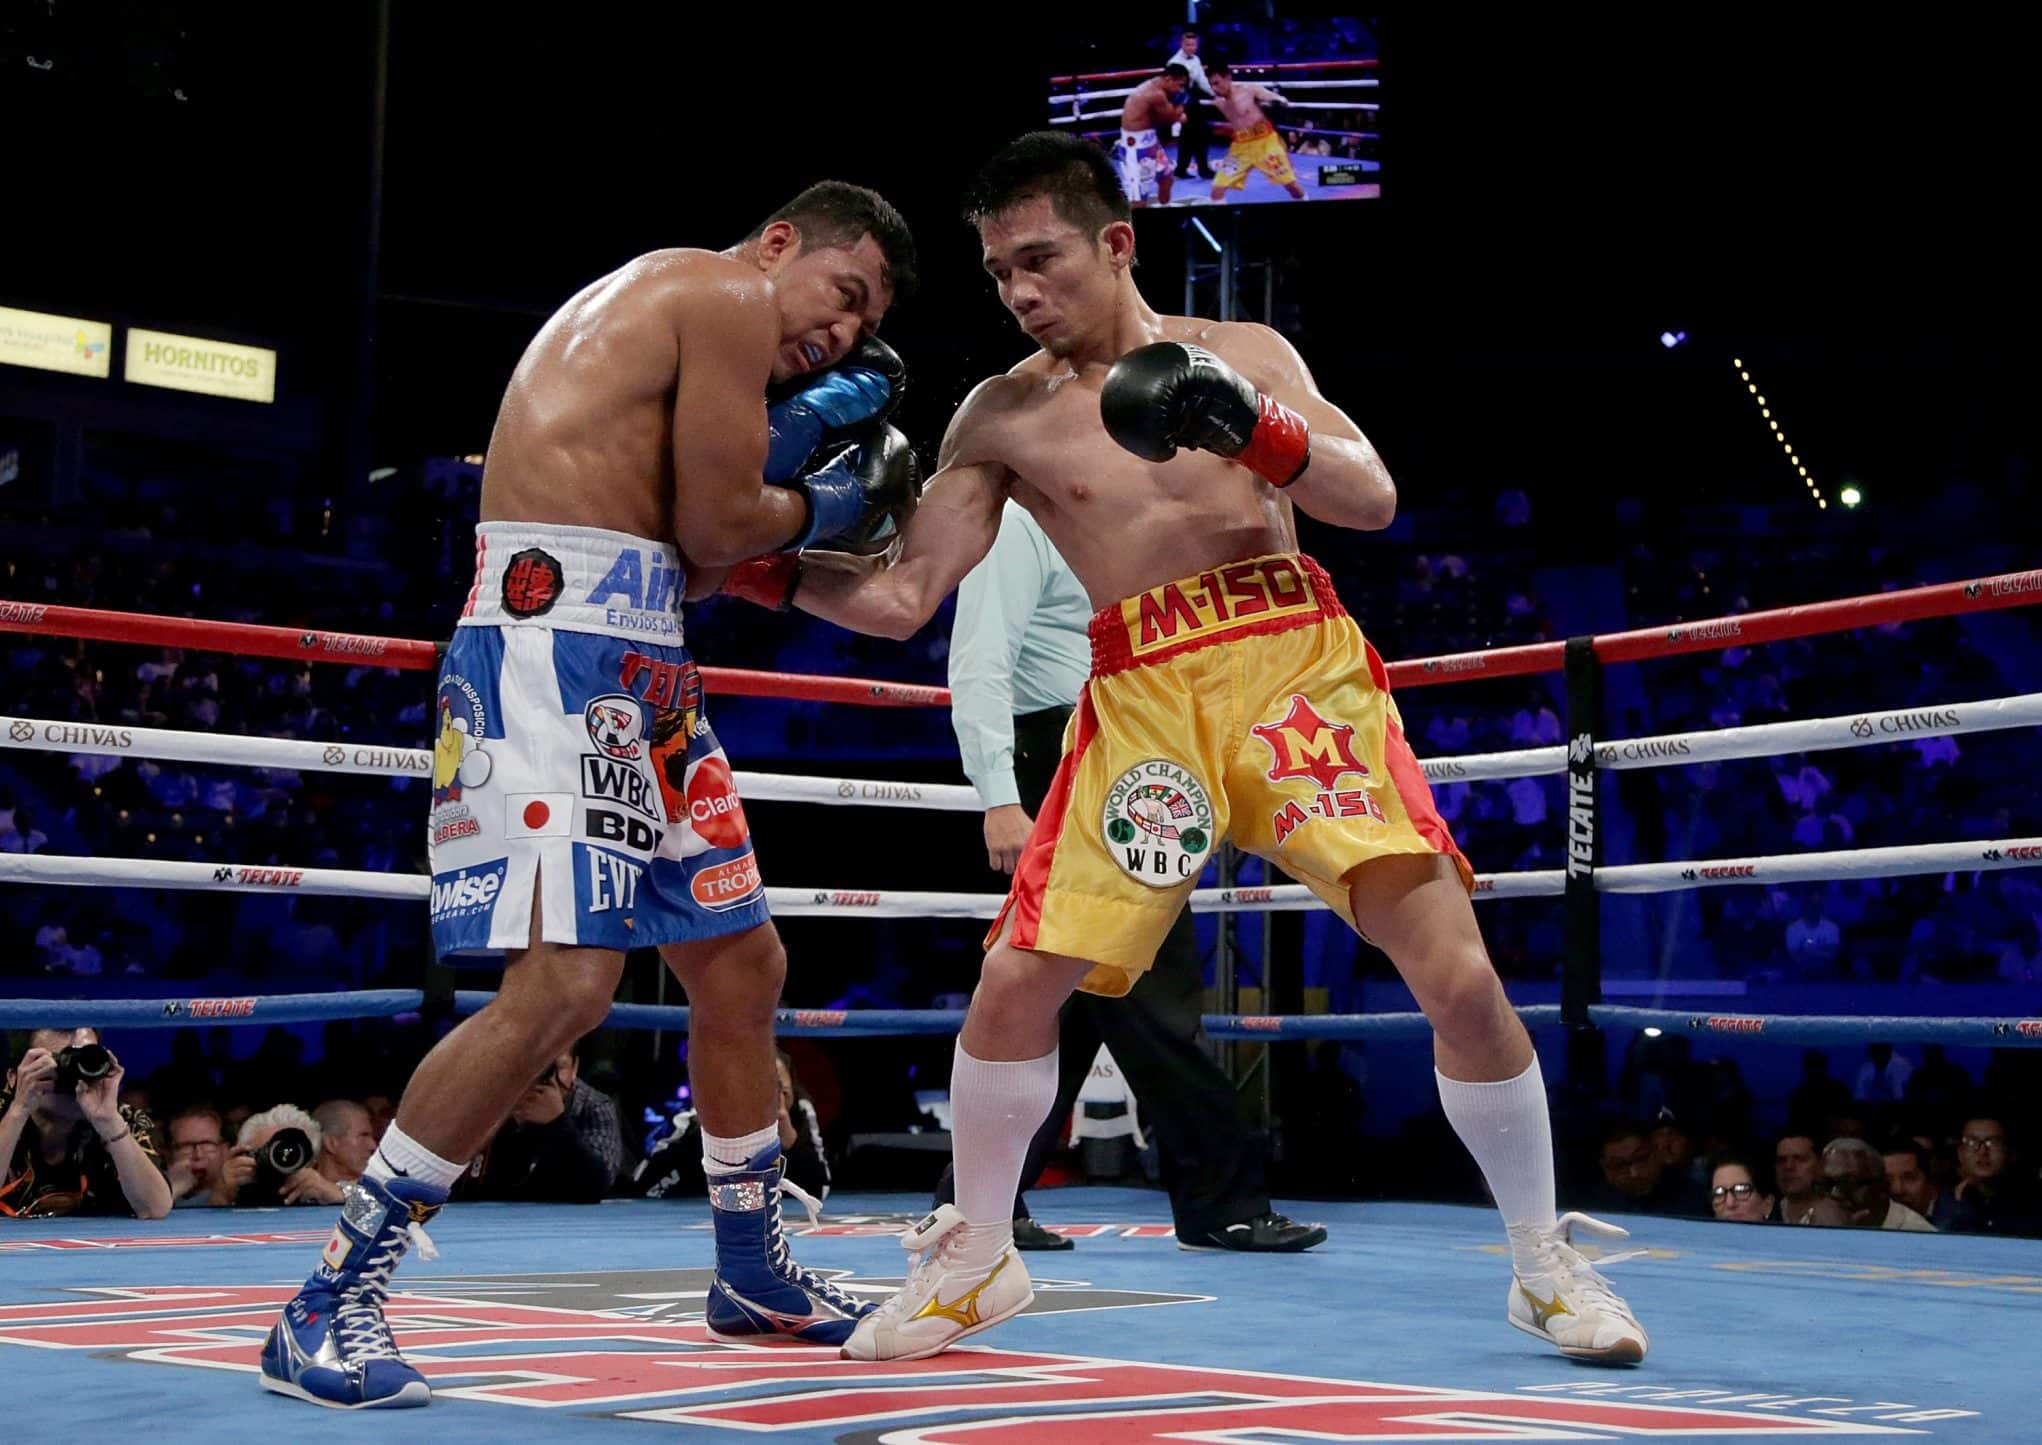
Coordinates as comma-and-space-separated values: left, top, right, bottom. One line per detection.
1120, 78, 1184, 136
946, 315, 1295, 609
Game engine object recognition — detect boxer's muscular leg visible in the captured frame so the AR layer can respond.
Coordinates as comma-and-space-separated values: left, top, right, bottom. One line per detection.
393, 881, 623, 1164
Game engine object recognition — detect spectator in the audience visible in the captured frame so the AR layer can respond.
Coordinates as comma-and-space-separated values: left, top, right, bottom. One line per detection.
1786, 1052, 1852, 1135
1854, 1043, 1913, 1106
633, 1051, 831, 1202
1585, 1120, 1707, 1216
0, 1028, 171, 1219
1709, 1157, 1774, 1223
1811, 1137, 1933, 1230
1903, 1044, 1975, 1119
312, 1099, 378, 1192
1952, 1116, 2038, 1234
456, 1045, 619, 1203
1784, 891, 1842, 975
1883, 1140, 1977, 1233
164, 1104, 232, 1208
1773, 1134, 1824, 1224
362, 1092, 396, 1142
224, 1103, 336, 1206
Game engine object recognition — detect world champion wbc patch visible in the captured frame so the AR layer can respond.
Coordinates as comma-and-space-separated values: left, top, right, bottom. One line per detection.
1101, 758, 1213, 888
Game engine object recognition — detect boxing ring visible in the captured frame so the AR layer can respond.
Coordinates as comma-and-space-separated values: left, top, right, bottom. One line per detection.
3, 568, 2041, 1441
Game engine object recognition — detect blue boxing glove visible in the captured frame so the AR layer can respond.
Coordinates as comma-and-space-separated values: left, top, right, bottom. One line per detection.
764, 336, 907, 482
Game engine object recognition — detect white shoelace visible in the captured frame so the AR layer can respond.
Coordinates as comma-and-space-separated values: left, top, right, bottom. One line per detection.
332, 1219, 438, 1363
868, 1220, 1005, 1326
1515, 1211, 1641, 1321
762, 1176, 864, 1316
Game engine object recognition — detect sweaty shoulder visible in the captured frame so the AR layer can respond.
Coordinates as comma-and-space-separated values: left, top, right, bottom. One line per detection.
625, 249, 777, 338
1178, 316, 1308, 388
937, 371, 1036, 470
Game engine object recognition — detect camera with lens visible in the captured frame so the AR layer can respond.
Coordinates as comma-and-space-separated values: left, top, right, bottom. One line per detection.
51, 1044, 114, 1091
256, 1127, 314, 1184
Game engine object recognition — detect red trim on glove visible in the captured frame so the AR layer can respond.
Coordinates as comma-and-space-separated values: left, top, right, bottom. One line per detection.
1235, 392, 1311, 488
722, 554, 802, 611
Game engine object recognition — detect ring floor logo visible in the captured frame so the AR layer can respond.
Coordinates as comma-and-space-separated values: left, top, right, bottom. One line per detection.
0, 1269, 1950, 1439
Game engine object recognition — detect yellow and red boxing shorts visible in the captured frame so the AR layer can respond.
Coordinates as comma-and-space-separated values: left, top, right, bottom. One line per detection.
987, 553, 1473, 998
1212, 119, 1297, 192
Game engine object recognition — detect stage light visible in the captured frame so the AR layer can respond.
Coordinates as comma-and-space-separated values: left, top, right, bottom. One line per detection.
1736, 358, 1824, 507
1840, 485, 1863, 507
1643, 1027, 1663, 1038
1660, 330, 1688, 349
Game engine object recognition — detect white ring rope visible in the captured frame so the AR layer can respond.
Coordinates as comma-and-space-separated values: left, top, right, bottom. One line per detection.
6, 838, 2037, 916
7, 689, 2035, 807
1050, 78, 1379, 106
1420, 692, 2042, 783
1053, 102, 1380, 125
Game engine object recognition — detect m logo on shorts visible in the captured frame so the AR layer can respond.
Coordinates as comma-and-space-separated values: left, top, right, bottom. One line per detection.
1102, 759, 1213, 888
1251, 694, 1370, 790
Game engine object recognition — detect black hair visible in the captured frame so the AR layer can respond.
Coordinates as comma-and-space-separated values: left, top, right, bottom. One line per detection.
1207, 61, 1231, 77
962, 130, 1131, 237
746, 180, 918, 302
1165, 63, 1190, 81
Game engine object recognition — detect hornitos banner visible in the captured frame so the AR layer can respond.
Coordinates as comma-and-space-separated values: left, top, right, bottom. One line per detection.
124, 327, 277, 403
0, 305, 113, 378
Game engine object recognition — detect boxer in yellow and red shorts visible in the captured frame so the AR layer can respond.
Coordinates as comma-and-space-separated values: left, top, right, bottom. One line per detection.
1209, 63, 1307, 200
990, 552, 1470, 998
731, 132, 1648, 1370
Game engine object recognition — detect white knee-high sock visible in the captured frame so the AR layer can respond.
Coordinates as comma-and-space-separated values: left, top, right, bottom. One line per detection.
1435, 1055, 1559, 1260
949, 1041, 1059, 1229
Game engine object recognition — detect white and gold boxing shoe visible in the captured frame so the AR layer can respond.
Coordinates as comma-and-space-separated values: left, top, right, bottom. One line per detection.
841, 1204, 1034, 1362
1505, 1211, 1650, 1364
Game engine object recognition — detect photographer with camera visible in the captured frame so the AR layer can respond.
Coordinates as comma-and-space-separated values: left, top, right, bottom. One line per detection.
2, 1028, 171, 1219
220, 1104, 338, 1206
455, 1044, 623, 1204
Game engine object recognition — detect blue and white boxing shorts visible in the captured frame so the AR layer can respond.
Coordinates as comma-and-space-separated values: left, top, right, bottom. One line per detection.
427, 521, 771, 957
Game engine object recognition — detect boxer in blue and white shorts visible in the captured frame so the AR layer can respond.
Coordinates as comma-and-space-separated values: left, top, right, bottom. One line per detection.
262, 183, 921, 1411
1116, 65, 1189, 208
428, 523, 770, 956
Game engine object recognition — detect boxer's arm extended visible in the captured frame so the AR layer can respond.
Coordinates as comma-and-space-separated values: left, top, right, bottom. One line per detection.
788, 385, 1011, 638
1212, 322, 1395, 530
790, 458, 1007, 639
670, 277, 810, 565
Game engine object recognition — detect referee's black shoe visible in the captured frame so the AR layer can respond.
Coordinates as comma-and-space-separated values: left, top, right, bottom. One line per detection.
1177, 1213, 1328, 1252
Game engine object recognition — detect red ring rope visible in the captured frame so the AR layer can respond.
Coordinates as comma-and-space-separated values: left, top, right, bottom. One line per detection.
3, 569, 2037, 707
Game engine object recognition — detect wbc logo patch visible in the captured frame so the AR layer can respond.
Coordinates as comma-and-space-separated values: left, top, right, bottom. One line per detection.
1102, 759, 1214, 888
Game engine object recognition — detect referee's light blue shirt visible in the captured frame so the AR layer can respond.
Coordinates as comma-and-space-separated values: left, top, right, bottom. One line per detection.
948, 501, 1094, 809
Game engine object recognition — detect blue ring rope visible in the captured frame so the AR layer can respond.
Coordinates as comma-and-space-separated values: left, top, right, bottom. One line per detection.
5, 992, 2038, 1046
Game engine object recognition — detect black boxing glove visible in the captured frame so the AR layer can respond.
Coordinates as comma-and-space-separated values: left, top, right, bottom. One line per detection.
764, 335, 908, 481
1099, 341, 1311, 487
782, 423, 922, 553
834, 335, 907, 432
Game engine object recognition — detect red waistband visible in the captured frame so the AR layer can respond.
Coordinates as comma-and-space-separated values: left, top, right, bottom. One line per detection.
1087, 553, 1346, 677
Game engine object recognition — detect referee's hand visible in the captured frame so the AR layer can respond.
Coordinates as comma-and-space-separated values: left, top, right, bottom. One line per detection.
983, 804, 1035, 874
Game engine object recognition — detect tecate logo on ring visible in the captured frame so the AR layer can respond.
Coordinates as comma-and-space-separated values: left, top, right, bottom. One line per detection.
0, 602, 50, 623
1238, 1017, 1284, 1032
1703, 1015, 1766, 1034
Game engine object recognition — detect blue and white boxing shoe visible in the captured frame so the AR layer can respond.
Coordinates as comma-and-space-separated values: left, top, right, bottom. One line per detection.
705, 1143, 873, 1346
259, 1172, 446, 1408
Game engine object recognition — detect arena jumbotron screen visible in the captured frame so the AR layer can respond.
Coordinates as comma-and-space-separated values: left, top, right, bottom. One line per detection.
1048, 13, 1379, 210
